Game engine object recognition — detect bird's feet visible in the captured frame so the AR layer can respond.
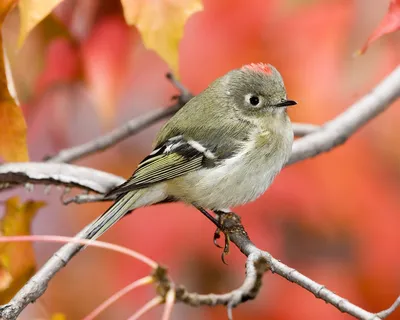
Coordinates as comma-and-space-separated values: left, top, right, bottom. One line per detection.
194, 206, 228, 262
213, 210, 237, 264
195, 206, 246, 264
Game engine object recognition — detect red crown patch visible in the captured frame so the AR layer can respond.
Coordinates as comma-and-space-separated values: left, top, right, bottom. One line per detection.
241, 63, 273, 75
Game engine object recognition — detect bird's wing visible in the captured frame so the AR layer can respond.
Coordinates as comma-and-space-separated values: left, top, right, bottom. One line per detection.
105, 135, 222, 197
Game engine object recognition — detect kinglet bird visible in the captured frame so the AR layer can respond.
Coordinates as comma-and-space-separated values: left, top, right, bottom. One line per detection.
85, 63, 296, 241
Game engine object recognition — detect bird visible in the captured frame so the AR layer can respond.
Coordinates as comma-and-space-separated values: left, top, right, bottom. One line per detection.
83, 63, 296, 255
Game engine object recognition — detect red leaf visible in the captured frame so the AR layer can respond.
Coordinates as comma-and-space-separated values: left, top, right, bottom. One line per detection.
357, 0, 400, 54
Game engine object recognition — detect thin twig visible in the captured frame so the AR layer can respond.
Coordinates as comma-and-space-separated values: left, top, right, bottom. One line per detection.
127, 296, 163, 320
45, 115, 318, 164
0, 162, 124, 194
289, 66, 400, 164
376, 296, 400, 319
165, 72, 191, 98
44, 72, 316, 164
0, 232, 158, 320
168, 212, 399, 320
63, 193, 110, 205
0, 235, 157, 268
161, 289, 176, 320
174, 250, 267, 320
83, 276, 154, 320
292, 123, 319, 136
48, 119, 318, 164
3, 64, 398, 194
46, 73, 192, 164
46, 103, 183, 163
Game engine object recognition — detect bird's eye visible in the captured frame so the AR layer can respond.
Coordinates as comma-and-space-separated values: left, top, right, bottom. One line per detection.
249, 96, 260, 106
245, 93, 262, 107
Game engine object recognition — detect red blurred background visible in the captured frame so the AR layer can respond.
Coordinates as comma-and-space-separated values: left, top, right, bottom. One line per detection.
2, 0, 400, 319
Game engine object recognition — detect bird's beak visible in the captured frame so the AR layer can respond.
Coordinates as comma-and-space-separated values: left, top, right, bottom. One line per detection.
275, 100, 297, 108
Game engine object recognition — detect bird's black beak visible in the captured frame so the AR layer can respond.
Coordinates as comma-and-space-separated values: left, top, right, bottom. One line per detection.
275, 100, 297, 108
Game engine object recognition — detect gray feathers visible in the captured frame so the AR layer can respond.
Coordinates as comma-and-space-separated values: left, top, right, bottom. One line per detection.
106, 136, 222, 197
86, 63, 294, 241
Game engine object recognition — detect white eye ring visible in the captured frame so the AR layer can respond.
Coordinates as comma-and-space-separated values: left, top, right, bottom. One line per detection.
245, 93, 263, 107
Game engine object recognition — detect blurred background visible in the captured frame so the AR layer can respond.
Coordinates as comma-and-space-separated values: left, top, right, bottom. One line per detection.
1, 0, 400, 319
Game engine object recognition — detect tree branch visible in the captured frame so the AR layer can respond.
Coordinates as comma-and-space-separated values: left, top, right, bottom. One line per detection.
0, 66, 399, 319
166, 212, 399, 320
0, 162, 124, 194
376, 296, 400, 319
46, 102, 184, 163
45, 74, 318, 164
46, 73, 193, 163
289, 66, 400, 164
292, 123, 319, 136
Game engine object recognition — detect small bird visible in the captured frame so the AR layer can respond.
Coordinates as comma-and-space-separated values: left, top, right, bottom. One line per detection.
84, 63, 296, 252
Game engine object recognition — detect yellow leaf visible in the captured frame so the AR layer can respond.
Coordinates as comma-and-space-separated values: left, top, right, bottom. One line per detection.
51, 313, 67, 320
0, 197, 45, 304
18, 0, 65, 47
0, 1, 29, 162
121, 0, 203, 76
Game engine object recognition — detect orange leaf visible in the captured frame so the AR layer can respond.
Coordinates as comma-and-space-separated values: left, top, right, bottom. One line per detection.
0, 1, 16, 23
0, 101, 28, 162
121, 0, 203, 76
0, 1, 29, 162
17, 0, 65, 47
0, 197, 45, 304
81, 17, 133, 128
51, 313, 67, 320
357, 0, 400, 55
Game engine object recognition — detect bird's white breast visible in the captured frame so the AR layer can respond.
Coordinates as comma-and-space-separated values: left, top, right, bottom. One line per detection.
169, 120, 293, 210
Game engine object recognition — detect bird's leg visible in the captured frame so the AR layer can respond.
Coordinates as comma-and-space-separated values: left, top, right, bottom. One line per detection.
212, 210, 228, 248
213, 209, 233, 264
194, 206, 228, 263
194, 206, 222, 229
194, 206, 236, 264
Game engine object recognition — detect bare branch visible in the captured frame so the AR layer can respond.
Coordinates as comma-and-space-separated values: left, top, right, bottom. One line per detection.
128, 296, 163, 320
46, 73, 193, 164
44, 73, 317, 164
62, 194, 110, 205
165, 72, 191, 98
161, 289, 176, 320
45, 112, 318, 163
83, 276, 154, 320
0, 67, 399, 319
292, 123, 319, 136
2, 69, 398, 194
175, 251, 268, 320
151, 212, 399, 320
289, 66, 400, 164
376, 296, 400, 319
133, 211, 398, 320
0, 235, 158, 267
46, 103, 183, 163
0, 234, 157, 320
0, 162, 124, 193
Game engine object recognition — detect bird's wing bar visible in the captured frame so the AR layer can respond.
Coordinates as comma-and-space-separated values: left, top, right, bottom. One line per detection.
105, 136, 217, 197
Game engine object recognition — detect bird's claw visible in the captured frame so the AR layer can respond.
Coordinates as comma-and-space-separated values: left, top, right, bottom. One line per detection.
195, 206, 234, 264
213, 213, 231, 265
221, 233, 230, 265
213, 228, 223, 248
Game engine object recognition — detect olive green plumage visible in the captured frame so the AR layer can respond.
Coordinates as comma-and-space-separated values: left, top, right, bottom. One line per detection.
85, 63, 296, 241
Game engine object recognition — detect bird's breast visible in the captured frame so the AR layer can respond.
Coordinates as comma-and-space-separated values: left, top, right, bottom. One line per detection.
169, 125, 293, 209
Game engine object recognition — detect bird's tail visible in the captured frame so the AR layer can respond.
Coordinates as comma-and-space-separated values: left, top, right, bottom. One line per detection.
84, 190, 142, 241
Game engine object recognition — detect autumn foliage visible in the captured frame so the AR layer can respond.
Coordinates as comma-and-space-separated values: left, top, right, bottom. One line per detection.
0, 0, 399, 319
